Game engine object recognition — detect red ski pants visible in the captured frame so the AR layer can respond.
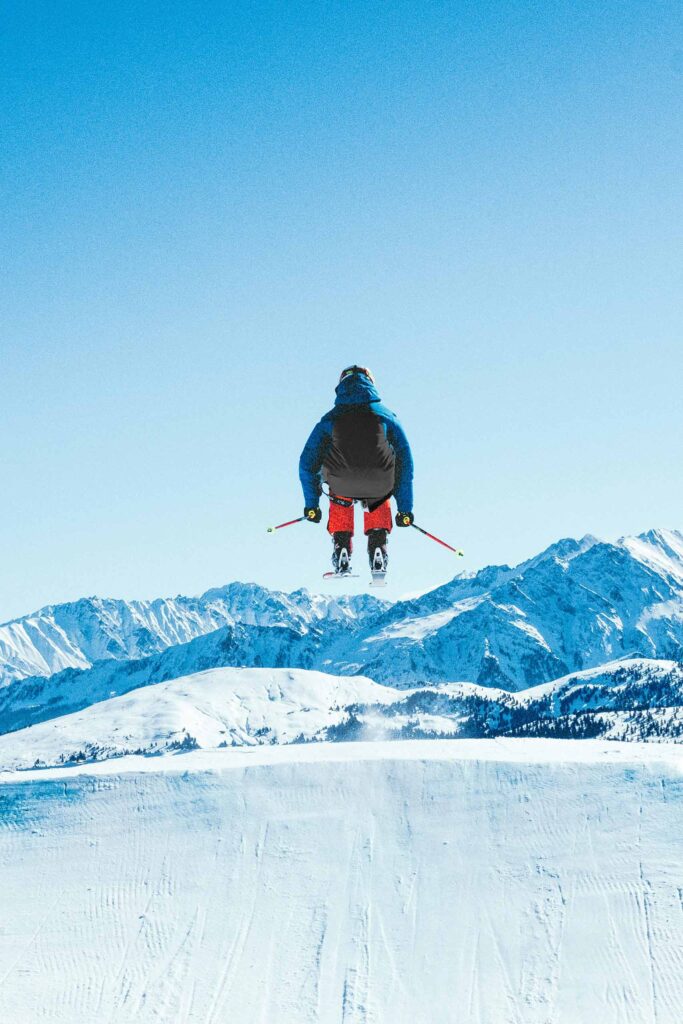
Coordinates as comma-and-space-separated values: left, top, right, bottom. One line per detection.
327, 495, 393, 536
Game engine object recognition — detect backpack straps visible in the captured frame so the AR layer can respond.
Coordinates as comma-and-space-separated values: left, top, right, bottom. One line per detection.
365, 492, 393, 513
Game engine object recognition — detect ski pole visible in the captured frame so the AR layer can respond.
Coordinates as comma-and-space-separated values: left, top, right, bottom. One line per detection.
266, 516, 306, 533
411, 522, 464, 557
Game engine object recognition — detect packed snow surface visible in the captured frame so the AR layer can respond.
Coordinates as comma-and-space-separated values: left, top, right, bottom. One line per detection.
1, 739, 682, 1023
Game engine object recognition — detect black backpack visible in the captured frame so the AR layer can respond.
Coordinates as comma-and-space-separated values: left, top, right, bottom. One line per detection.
323, 405, 396, 500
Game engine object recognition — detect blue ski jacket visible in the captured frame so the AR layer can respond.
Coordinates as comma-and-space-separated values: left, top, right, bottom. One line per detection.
299, 374, 414, 512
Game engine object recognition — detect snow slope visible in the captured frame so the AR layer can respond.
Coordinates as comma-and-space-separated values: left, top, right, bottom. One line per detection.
0, 622, 330, 734
0, 668, 400, 770
2, 658, 683, 771
1, 740, 682, 1023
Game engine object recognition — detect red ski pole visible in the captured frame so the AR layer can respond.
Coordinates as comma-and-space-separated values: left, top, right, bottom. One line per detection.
411, 522, 464, 557
266, 516, 306, 533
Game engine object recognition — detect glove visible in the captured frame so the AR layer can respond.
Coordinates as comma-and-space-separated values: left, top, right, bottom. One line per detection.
304, 506, 322, 523
395, 511, 414, 527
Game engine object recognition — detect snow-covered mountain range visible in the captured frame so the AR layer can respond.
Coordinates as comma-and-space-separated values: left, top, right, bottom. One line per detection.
0, 583, 386, 686
1, 527, 683, 754
348, 527, 683, 689
4, 528, 683, 691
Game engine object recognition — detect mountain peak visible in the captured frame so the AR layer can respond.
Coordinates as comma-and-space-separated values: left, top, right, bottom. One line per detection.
515, 533, 600, 574
621, 527, 683, 581
636, 527, 683, 550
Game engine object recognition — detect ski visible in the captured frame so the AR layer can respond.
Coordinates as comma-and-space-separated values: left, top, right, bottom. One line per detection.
369, 571, 387, 587
323, 570, 360, 580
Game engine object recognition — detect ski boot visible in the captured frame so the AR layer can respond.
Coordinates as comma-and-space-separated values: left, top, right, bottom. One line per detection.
332, 531, 354, 576
367, 529, 388, 586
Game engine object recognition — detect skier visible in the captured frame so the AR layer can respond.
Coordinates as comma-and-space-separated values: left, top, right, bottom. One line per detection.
299, 365, 414, 577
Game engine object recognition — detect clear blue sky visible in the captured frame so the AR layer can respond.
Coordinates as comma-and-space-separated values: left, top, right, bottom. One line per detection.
1, 1, 682, 623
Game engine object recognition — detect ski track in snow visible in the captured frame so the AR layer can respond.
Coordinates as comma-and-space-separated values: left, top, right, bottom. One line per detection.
0, 741, 682, 1023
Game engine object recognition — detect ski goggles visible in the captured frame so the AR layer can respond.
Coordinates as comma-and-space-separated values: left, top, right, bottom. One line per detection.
338, 365, 375, 384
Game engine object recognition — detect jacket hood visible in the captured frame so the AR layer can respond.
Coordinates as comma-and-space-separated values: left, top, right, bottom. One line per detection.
334, 373, 381, 406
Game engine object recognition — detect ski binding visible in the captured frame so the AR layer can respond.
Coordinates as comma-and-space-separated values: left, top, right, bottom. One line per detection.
369, 546, 388, 587
324, 546, 358, 579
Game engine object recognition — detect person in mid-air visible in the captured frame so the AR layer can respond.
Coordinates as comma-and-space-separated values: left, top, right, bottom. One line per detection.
299, 365, 414, 575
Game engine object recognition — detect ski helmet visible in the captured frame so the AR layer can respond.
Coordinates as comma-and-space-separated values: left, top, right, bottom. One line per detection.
339, 365, 375, 385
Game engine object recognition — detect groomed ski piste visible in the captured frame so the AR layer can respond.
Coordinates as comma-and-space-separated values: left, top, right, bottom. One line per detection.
2, 738, 683, 1023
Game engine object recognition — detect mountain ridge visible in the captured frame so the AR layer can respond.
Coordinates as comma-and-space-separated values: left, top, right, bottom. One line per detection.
0, 583, 387, 687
